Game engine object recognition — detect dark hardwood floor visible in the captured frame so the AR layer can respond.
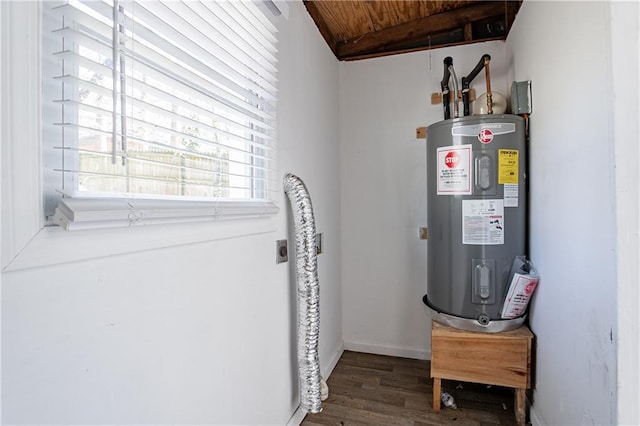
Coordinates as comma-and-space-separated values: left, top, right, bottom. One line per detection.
302, 351, 523, 426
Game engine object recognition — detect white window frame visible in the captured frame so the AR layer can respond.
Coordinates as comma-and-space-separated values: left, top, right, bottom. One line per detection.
1, 1, 281, 272
44, 0, 280, 230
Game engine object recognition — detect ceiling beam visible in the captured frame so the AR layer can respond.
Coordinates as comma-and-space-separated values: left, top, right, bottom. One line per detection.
336, 1, 507, 60
303, 1, 338, 57
505, 0, 522, 34
341, 36, 505, 62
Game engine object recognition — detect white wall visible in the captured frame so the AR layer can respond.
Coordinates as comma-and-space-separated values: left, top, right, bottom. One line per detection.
0, 2, 341, 425
339, 41, 511, 359
507, 1, 639, 424
610, 2, 640, 424
277, 0, 343, 396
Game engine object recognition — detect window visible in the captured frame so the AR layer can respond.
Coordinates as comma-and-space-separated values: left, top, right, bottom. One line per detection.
44, 0, 280, 229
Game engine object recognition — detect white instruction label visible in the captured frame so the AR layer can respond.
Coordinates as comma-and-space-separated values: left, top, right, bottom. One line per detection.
501, 273, 539, 319
462, 199, 504, 245
503, 183, 519, 207
437, 144, 472, 195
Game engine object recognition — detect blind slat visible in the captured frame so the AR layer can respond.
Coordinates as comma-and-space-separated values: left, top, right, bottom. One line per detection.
52, 60, 275, 144
56, 148, 274, 179
185, 2, 278, 69
54, 121, 276, 162
53, 37, 276, 127
49, 0, 278, 203
55, 4, 278, 112
121, 2, 277, 103
56, 170, 277, 196
218, 1, 278, 48
53, 1, 278, 111
155, 1, 278, 78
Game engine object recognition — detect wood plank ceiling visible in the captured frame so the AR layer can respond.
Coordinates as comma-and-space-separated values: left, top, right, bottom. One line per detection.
303, 0, 522, 61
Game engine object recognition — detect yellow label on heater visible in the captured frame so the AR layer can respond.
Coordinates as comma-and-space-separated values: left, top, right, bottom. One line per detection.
498, 149, 519, 184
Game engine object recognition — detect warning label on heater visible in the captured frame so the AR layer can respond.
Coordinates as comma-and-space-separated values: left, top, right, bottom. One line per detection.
498, 149, 519, 184
437, 144, 472, 195
462, 199, 504, 245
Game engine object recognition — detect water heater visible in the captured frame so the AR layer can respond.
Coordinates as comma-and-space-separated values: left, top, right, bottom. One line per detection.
424, 114, 527, 332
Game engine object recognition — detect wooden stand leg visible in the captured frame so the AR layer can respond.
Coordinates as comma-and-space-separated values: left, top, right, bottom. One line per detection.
515, 388, 526, 425
433, 377, 441, 411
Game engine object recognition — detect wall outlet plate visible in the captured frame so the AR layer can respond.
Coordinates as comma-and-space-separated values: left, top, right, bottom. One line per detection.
316, 232, 323, 254
276, 239, 288, 264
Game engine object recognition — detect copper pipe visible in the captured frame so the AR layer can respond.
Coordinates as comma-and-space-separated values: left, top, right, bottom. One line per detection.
484, 56, 493, 114
449, 65, 460, 118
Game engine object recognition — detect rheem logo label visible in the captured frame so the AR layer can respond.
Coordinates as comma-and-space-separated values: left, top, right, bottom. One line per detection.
478, 128, 494, 144
444, 151, 460, 168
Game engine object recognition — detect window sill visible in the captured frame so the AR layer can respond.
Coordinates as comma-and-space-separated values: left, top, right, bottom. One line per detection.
4, 199, 279, 272
49, 198, 279, 230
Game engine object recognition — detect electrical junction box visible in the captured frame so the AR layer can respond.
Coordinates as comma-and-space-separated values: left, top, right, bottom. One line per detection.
511, 81, 532, 115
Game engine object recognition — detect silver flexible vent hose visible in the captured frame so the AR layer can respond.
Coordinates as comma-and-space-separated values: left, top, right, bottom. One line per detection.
283, 173, 322, 414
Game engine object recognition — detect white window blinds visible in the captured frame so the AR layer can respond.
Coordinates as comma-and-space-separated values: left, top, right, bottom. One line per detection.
48, 0, 278, 207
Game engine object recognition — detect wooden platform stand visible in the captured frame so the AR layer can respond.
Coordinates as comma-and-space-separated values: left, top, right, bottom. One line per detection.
430, 321, 533, 425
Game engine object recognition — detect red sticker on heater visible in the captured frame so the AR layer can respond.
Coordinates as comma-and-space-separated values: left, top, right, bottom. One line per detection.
478, 128, 494, 144
444, 151, 460, 168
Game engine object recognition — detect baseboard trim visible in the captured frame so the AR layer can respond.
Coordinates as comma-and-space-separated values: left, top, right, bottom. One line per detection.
529, 407, 542, 425
322, 343, 345, 379
343, 340, 430, 360
529, 399, 544, 426
286, 342, 345, 426
286, 407, 307, 426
